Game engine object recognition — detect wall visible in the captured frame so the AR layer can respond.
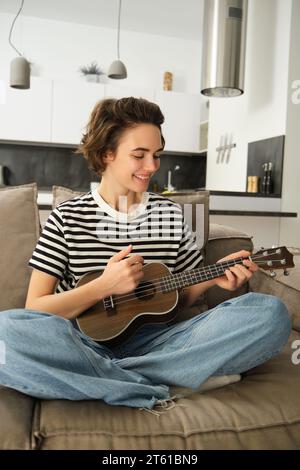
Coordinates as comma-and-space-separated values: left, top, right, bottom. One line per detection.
0, 12, 202, 94
279, 0, 300, 247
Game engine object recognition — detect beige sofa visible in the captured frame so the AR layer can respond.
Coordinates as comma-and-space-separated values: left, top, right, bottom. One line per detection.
0, 183, 300, 450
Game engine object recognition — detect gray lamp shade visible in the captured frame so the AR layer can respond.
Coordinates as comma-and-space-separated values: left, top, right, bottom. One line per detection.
108, 59, 127, 79
10, 56, 30, 89
201, 0, 248, 97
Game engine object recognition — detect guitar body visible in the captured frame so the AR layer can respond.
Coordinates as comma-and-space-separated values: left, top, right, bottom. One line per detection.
75, 262, 178, 347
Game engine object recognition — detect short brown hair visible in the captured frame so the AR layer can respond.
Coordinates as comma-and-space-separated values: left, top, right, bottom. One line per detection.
76, 97, 165, 177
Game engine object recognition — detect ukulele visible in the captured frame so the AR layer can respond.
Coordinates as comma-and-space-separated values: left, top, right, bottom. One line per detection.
75, 247, 294, 346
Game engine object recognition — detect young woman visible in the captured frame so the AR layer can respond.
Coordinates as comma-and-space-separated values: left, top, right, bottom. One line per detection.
0, 98, 291, 410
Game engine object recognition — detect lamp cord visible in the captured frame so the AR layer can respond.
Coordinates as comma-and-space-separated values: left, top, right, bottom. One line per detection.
117, 0, 122, 59
9, 0, 25, 56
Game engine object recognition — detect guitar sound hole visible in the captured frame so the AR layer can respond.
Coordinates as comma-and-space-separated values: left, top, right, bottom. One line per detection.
135, 281, 156, 301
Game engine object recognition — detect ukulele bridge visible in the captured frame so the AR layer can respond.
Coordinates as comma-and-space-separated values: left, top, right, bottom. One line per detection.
103, 296, 116, 316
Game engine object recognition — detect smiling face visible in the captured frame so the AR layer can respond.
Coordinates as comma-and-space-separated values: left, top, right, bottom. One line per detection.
102, 123, 163, 195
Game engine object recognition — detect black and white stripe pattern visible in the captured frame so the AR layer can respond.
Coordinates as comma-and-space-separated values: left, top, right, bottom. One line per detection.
28, 191, 203, 294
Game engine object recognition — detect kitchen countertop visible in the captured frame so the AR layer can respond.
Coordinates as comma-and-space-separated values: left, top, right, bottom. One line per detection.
209, 190, 281, 198
209, 210, 297, 217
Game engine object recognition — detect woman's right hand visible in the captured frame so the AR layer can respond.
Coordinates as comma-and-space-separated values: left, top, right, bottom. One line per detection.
99, 244, 144, 296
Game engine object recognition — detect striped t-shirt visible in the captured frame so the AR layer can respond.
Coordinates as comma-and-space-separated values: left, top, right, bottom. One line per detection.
28, 189, 203, 294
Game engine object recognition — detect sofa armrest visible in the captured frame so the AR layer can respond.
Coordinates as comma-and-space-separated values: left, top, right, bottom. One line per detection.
249, 268, 300, 333
204, 223, 254, 310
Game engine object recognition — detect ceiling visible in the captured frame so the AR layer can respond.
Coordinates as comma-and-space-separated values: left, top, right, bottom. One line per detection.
0, 0, 204, 41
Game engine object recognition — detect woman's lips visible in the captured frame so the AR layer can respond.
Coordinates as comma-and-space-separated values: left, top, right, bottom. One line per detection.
133, 174, 151, 182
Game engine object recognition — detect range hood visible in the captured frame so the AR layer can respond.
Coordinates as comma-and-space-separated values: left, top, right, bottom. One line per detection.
201, 0, 248, 97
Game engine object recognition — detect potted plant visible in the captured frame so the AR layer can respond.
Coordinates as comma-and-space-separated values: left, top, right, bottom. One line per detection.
79, 61, 105, 83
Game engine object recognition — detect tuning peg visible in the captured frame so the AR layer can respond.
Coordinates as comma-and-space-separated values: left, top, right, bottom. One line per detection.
283, 269, 290, 276
270, 270, 277, 278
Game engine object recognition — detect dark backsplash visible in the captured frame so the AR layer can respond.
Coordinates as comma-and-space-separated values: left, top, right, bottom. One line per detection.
247, 136, 285, 197
0, 143, 97, 190
148, 154, 206, 192
0, 143, 206, 192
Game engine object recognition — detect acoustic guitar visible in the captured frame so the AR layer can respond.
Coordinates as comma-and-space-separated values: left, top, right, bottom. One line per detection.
75, 246, 294, 346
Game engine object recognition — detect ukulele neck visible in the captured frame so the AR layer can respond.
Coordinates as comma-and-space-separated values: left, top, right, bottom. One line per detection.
161, 257, 248, 292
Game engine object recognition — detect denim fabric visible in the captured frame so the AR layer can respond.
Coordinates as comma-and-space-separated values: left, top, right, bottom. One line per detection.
0, 293, 291, 409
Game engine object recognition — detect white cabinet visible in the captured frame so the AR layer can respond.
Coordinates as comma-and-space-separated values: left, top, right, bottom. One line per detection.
206, 96, 247, 192
0, 77, 52, 142
106, 87, 206, 154
51, 82, 155, 146
51, 80, 105, 145
105, 84, 154, 101
0, 77, 206, 153
154, 91, 203, 153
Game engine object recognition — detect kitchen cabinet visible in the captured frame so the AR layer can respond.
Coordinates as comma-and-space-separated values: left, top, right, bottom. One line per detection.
154, 91, 203, 153
106, 87, 207, 154
0, 77, 52, 142
51, 82, 153, 146
0, 77, 207, 153
206, 96, 247, 192
105, 84, 154, 102
51, 80, 105, 145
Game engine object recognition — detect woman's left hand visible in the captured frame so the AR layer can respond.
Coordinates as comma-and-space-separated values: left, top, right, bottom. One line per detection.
214, 250, 258, 292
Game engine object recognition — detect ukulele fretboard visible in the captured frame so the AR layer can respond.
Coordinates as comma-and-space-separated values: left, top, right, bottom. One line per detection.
160, 257, 247, 292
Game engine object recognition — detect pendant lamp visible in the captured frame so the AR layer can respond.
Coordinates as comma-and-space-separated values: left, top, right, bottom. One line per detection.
9, 0, 30, 89
108, 0, 127, 79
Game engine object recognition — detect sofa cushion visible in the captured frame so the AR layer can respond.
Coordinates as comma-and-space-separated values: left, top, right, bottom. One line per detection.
204, 223, 254, 309
0, 183, 40, 311
0, 387, 36, 449
249, 248, 300, 332
52, 185, 84, 209
32, 331, 300, 450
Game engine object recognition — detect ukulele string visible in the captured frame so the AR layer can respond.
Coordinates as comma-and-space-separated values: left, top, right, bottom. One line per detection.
112, 255, 280, 304
113, 252, 279, 302
111, 256, 280, 307
111, 260, 279, 308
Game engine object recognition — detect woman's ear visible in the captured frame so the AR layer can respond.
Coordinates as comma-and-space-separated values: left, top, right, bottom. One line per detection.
103, 151, 115, 163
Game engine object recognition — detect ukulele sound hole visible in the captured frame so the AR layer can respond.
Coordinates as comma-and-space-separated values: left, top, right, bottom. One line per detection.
135, 281, 156, 301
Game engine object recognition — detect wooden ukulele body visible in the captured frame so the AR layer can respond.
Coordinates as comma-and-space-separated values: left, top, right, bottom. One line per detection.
76, 262, 178, 346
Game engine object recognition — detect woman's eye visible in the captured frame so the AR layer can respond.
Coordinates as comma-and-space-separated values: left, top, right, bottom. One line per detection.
132, 154, 160, 159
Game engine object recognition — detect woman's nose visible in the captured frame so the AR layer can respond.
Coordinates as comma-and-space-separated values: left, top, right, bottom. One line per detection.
144, 157, 159, 172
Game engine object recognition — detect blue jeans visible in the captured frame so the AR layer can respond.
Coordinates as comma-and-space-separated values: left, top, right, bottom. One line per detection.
0, 293, 291, 409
